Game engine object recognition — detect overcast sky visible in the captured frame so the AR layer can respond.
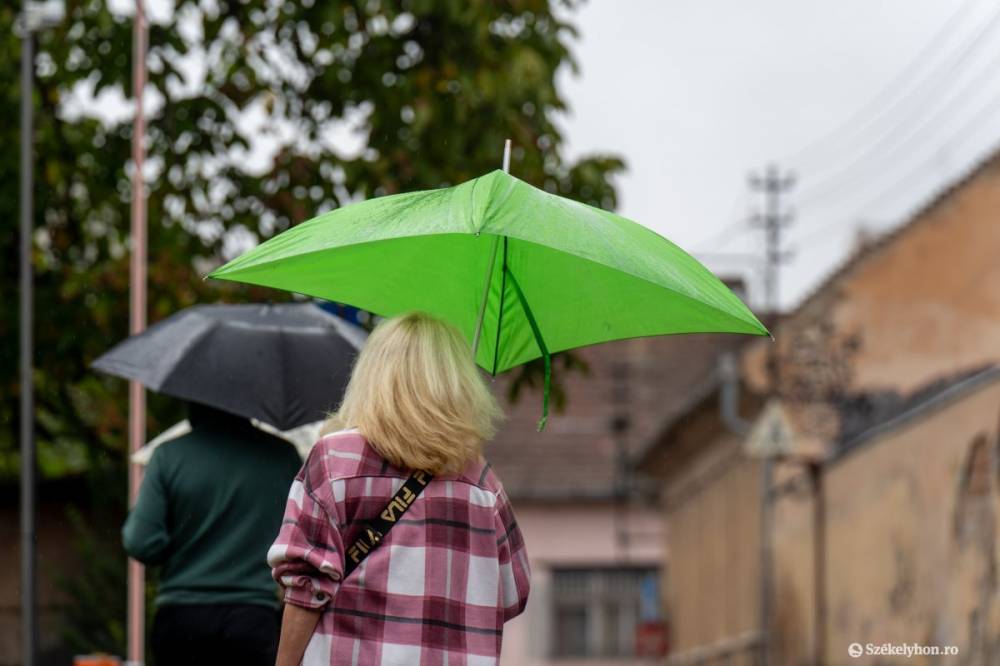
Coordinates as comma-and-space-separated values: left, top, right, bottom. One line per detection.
557, 0, 1000, 309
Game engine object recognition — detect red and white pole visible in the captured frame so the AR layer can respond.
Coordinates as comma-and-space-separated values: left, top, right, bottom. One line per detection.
127, 0, 148, 663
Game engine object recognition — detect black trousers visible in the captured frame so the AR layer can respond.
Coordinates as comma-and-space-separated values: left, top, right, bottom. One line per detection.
152, 603, 280, 666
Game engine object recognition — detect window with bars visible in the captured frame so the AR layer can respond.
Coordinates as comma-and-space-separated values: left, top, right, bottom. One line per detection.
550, 567, 662, 658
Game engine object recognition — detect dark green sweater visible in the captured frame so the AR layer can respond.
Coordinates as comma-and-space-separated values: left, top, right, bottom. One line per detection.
122, 406, 303, 608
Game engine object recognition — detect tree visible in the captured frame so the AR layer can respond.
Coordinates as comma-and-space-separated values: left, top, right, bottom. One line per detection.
3, 0, 623, 653
2, 0, 624, 480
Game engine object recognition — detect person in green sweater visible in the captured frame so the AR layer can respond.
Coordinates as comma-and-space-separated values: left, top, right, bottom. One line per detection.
122, 401, 303, 665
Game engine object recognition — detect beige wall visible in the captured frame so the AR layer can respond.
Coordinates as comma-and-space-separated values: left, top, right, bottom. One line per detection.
769, 375, 1000, 665
641, 390, 767, 666
769, 466, 818, 666
661, 439, 763, 665
822, 377, 1000, 664
836, 174, 1000, 392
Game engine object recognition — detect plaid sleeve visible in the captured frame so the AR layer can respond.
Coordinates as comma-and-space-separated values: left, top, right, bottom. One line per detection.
268, 448, 344, 610
494, 488, 531, 622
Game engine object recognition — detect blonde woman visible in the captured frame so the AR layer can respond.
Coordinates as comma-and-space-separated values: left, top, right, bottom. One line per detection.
269, 311, 530, 666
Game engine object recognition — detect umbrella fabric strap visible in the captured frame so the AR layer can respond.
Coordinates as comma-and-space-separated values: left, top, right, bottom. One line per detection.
343, 470, 433, 578
505, 268, 551, 431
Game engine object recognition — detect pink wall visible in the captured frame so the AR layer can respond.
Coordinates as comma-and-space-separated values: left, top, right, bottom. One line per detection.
501, 501, 666, 666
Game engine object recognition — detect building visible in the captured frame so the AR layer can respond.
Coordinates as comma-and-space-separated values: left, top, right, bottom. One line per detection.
766, 365, 1000, 665
492, 331, 751, 665
637, 367, 766, 666
637, 150, 1000, 665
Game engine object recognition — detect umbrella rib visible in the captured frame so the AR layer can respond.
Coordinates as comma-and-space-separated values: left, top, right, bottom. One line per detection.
505, 267, 551, 431
490, 236, 509, 376
471, 234, 501, 357
489, 234, 769, 337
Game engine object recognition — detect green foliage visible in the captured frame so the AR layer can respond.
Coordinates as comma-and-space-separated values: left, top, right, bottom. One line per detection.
507, 350, 590, 413
55, 460, 159, 662
58, 504, 128, 654
2, 0, 623, 481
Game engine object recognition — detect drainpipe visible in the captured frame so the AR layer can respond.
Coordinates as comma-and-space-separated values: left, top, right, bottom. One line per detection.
718, 351, 750, 436
717, 351, 771, 666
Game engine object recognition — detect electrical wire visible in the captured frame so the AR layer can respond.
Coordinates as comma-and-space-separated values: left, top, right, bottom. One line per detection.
796, 27, 1000, 207
692, 176, 761, 253
792, 87, 1000, 246
784, 0, 985, 168
692, 217, 753, 252
795, 0, 1000, 200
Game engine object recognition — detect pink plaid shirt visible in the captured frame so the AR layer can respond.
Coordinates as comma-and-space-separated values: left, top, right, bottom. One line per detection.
268, 429, 530, 665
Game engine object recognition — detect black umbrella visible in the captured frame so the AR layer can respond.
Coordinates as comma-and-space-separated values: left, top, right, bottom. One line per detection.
93, 302, 367, 430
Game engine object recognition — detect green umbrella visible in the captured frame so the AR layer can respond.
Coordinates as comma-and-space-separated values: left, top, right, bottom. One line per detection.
210, 163, 768, 428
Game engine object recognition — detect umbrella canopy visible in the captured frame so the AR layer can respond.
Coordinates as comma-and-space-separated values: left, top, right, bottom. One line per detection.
93, 303, 366, 430
209, 169, 768, 426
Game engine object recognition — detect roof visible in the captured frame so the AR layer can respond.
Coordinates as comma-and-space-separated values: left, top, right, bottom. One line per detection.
793, 146, 1000, 317
486, 332, 750, 501
631, 372, 728, 469
833, 364, 1000, 460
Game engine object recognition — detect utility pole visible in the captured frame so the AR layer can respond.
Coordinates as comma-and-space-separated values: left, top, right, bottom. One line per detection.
19, 4, 64, 664
809, 461, 826, 666
748, 164, 794, 666
750, 164, 795, 327
127, 1, 148, 663
19, 8, 36, 665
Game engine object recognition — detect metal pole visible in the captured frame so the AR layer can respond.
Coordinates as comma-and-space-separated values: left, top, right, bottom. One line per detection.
19, 14, 36, 666
758, 460, 772, 666
127, 1, 148, 663
470, 139, 511, 356
811, 463, 826, 666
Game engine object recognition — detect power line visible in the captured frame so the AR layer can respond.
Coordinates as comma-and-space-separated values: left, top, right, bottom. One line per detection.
691, 182, 760, 254
795, 0, 1000, 198
796, 25, 1000, 207
793, 82, 1000, 247
784, 0, 986, 168
692, 217, 753, 252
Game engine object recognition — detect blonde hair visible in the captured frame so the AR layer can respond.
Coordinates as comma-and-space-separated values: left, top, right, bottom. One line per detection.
322, 312, 503, 475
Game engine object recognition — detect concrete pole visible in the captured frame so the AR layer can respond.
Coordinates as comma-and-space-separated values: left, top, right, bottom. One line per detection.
19, 14, 36, 666
811, 462, 827, 665
749, 164, 794, 666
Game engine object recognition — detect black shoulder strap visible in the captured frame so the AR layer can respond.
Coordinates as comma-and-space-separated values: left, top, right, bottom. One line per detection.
343, 470, 433, 577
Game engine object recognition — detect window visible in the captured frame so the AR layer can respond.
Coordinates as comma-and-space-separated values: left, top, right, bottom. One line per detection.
551, 567, 662, 658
